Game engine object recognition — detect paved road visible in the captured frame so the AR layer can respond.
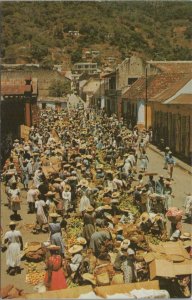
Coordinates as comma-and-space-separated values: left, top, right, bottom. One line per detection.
1, 145, 191, 293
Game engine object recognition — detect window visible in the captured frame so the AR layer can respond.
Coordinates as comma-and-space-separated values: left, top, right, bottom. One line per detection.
128, 78, 138, 86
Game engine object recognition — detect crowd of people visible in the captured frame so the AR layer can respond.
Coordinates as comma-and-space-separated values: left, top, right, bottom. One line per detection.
1, 107, 191, 297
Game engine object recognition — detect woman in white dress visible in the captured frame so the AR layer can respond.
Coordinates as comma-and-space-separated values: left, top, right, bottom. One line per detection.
79, 193, 90, 214
8, 182, 21, 220
34, 195, 48, 233
62, 185, 71, 216
4, 221, 23, 275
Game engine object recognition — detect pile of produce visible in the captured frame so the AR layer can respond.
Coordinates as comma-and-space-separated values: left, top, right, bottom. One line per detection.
25, 262, 45, 286
118, 192, 139, 216
64, 217, 83, 248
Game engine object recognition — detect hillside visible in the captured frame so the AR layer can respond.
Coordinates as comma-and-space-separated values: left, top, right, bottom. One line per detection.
1, 1, 192, 67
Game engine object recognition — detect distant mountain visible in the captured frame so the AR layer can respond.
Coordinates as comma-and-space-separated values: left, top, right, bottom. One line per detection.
1, 1, 192, 67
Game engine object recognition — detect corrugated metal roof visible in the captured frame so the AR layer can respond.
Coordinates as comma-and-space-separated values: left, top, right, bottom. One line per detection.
147, 61, 192, 73
164, 94, 192, 105
122, 73, 192, 102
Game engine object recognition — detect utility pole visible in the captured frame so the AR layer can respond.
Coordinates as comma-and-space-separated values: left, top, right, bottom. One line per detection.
145, 65, 148, 130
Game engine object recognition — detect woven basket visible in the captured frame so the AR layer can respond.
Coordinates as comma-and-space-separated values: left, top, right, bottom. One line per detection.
167, 215, 182, 223
96, 272, 110, 286
111, 273, 124, 285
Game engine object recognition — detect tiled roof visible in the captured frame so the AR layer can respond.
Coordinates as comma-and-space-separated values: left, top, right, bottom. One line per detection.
1, 78, 38, 96
147, 61, 192, 73
164, 94, 192, 105
122, 73, 192, 102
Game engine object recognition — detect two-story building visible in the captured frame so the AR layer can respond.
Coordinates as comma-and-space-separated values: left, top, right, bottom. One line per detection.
1, 77, 38, 165
72, 62, 98, 75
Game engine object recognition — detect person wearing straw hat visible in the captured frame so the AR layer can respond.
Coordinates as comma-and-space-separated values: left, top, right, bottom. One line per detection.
49, 213, 65, 258
79, 189, 91, 214
82, 206, 95, 246
34, 194, 48, 234
8, 181, 21, 221
4, 221, 23, 275
27, 185, 39, 214
68, 245, 83, 274
62, 185, 71, 216
44, 245, 67, 291
89, 222, 113, 257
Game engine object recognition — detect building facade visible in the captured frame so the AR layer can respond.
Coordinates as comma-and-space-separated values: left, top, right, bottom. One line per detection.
1, 77, 38, 166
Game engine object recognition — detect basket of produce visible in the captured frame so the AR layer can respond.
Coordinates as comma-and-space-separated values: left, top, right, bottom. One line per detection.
166, 207, 183, 223
96, 272, 110, 286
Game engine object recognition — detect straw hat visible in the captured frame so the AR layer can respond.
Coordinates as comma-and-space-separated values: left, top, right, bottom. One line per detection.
8, 221, 17, 226
121, 239, 130, 250
86, 155, 93, 160
68, 245, 83, 254
112, 192, 120, 199
54, 178, 62, 182
64, 184, 71, 191
29, 184, 37, 189
140, 212, 150, 223
47, 245, 60, 251
49, 213, 61, 218
116, 161, 124, 167
86, 206, 94, 212
103, 187, 112, 194
77, 237, 87, 245
79, 179, 89, 187
180, 232, 191, 240
82, 273, 96, 285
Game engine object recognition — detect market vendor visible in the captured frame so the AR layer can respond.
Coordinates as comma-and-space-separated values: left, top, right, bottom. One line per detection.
82, 206, 95, 247
67, 245, 83, 275
114, 239, 135, 283
44, 245, 67, 291
90, 222, 113, 257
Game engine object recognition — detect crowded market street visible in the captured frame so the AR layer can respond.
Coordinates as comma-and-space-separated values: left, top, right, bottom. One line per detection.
1, 108, 191, 299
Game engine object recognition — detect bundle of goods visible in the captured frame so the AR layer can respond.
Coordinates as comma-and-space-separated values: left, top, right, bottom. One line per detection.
166, 207, 183, 223
0, 285, 24, 299
23, 242, 46, 262
94, 263, 116, 286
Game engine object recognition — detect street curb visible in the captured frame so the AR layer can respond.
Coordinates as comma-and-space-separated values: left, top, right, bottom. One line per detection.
148, 144, 192, 175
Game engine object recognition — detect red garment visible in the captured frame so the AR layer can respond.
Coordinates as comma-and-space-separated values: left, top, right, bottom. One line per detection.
44, 255, 67, 291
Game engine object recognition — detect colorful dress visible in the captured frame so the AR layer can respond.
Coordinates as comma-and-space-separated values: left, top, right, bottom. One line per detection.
44, 255, 67, 291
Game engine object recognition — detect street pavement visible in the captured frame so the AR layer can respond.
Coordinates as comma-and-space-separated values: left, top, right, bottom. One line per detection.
0, 145, 191, 293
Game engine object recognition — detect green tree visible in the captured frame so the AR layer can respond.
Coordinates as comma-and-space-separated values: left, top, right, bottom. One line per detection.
71, 48, 82, 64
30, 41, 48, 61
49, 79, 71, 97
